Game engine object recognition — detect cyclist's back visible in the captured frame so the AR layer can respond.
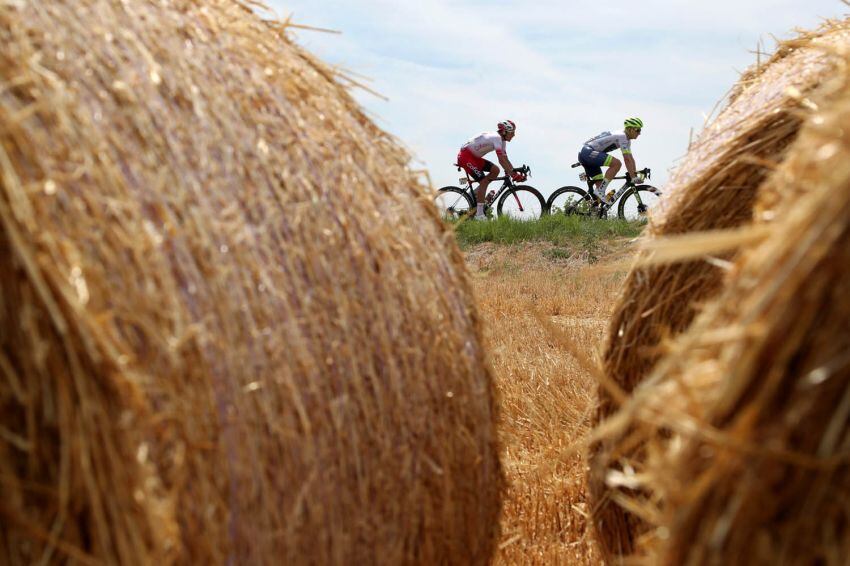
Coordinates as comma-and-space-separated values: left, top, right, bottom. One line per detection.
461, 132, 506, 158
583, 131, 631, 154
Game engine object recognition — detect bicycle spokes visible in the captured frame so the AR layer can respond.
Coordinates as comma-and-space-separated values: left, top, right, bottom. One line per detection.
619, 187, 662, 220
499, 186, 546, 220
435, 187, 474, 220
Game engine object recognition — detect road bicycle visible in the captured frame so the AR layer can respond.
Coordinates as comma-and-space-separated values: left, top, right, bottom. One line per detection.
546, 165, 662, 220
434, 164, 546, 221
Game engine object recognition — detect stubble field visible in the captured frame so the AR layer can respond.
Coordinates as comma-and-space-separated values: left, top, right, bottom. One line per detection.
462, 239, 633, 564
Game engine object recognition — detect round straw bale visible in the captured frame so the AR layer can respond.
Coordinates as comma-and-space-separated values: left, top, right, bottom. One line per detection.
0, 1, 501, 564
598, 48, 850, 564
589, 18, 850, 561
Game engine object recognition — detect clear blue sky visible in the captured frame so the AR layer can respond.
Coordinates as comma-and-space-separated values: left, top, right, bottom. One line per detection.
264, 1, 847, 196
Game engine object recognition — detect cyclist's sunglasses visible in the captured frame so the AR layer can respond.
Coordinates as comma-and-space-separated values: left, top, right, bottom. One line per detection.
634, 128, 642, 133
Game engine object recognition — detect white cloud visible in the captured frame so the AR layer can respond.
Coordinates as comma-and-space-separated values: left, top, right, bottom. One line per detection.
266, 1, 848, 196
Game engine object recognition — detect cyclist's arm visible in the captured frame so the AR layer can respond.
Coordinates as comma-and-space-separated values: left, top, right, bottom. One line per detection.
619, 134, 638, 178
623, 152, 637, 179
497, 152, 514, 175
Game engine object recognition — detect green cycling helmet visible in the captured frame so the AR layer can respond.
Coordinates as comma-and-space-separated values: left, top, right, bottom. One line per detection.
624, 117, 644, 129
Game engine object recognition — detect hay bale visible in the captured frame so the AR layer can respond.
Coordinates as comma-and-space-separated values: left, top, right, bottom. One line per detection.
0, 1, 501, 564
597, 43, 850, 564
589, 18, 850, 561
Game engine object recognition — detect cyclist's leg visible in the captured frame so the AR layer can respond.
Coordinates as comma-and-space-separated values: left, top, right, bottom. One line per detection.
475, 161, 498, 204
579, 147, 607, 197
458, 150, 497, 217
458, 150, 488, 194
596, 155, 621, 199
603, 156, 621, 182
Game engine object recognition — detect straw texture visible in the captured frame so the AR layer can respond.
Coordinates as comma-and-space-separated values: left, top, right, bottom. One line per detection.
0, 1, 501, 564
595, 37, 850, 564
589, 19, 850, 561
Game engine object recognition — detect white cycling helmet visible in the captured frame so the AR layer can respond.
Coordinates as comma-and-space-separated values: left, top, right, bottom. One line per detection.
497, 120, 516, 135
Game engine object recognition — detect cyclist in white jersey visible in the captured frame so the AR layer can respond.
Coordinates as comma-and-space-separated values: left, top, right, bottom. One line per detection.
578, 118, 645, 203
456, 120, 526, 219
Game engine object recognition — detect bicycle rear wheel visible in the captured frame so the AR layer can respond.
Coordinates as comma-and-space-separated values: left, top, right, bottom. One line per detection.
546, 186, 594, 217
434, 186, 474, 220
617, 185, 662, 221
496, 185, 546, 220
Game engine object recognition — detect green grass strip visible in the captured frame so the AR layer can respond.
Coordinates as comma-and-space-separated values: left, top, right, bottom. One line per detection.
450, 214, 645, 248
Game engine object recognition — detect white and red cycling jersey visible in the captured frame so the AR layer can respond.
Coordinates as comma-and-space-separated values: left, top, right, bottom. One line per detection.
461, 131, 507, 158
457, 132, 507, 179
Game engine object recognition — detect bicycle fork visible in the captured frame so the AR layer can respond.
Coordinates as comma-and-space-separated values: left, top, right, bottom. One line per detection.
511, 189, 525, 211
493, 184, 527, 212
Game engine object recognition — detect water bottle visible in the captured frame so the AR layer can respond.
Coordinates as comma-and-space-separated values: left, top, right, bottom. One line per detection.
485, 190, 496, 205
606, 190, 615, 202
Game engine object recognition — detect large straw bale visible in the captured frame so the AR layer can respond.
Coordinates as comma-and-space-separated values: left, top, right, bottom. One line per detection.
0, 1, 501, 564
595, 43, 850, 564
589, 18, 850, 561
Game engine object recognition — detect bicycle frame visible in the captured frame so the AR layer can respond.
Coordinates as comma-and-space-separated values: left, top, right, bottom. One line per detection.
459, 174, 507, 209
459, 166, 530, 213
584, 175, 632, 207
579, 167, 652, 208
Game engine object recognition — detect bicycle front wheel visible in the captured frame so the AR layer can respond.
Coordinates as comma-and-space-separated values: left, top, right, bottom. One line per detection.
546, 186, 594, 217
496, 185, 546, 220
617, 185, 662, 221
434, 186, 474, 220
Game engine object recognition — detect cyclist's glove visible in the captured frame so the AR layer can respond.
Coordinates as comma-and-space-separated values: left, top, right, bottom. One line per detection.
511, 171, 526, 182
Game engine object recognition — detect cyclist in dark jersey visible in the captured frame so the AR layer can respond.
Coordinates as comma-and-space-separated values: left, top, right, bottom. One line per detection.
578, 118, 645, 203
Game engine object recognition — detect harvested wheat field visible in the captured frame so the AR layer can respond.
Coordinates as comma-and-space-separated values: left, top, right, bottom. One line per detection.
590, 17, 850, 561
462, 240, 634, 564
5, 1, 849, 564
0, 1, 500, 564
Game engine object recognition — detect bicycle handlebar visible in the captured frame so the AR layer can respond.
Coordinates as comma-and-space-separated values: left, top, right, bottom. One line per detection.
625, 168, 651, 181
498, 164, 530, 182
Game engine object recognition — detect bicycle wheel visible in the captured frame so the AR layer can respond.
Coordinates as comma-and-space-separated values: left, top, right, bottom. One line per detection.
496, 185, 546, 220
434, 186, 474, 220
617, 184, 663, 221
546, 186, 595, 217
